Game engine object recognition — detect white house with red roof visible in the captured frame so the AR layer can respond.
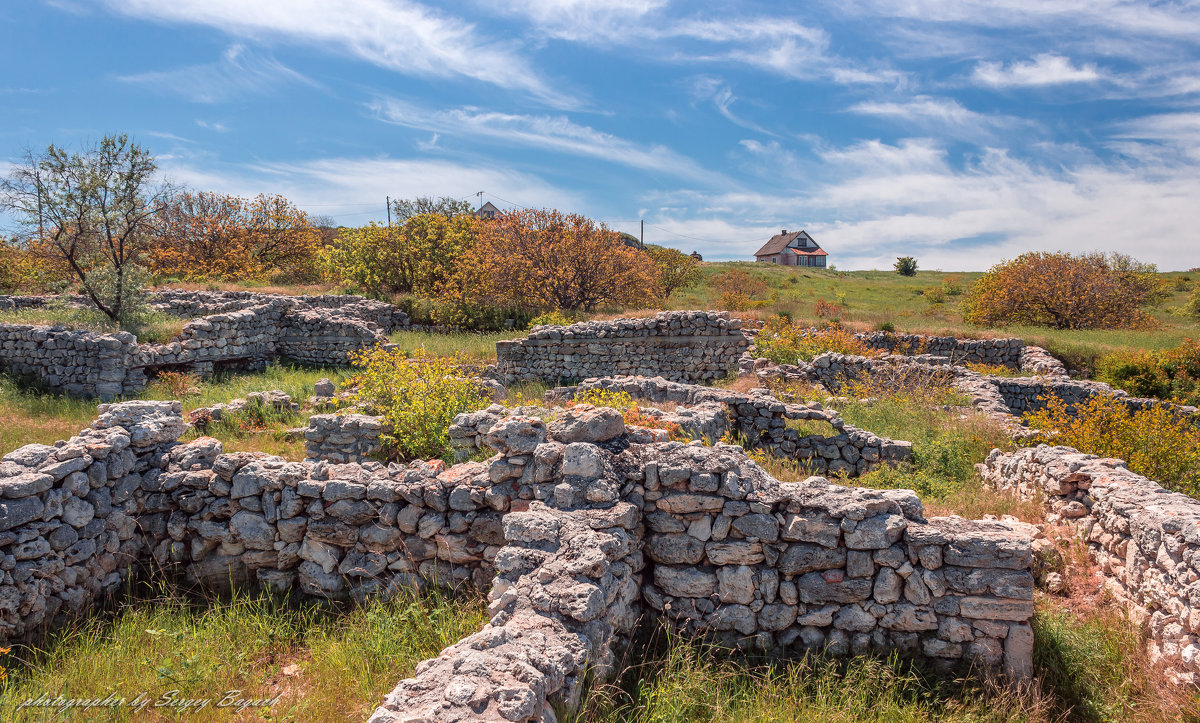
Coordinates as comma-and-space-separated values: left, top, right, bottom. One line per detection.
753, 229, 827, 267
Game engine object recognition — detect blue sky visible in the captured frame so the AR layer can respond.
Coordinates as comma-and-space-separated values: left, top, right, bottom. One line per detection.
3, 0, 1200, 270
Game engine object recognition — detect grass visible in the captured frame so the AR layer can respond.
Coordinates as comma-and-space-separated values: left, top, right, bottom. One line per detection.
0, 307, 186, 345
577, 594, 1192, 723
0, 584, 487, 722
386, 329, 524, 363
0, 363, 347, 460
667, 263, 1200, 374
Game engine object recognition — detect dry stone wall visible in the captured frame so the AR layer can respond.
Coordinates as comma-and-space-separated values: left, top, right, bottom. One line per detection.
1, 400, 1035, 720
979, 446, 1200, 683
0, 291, 411, 397
0, 324, 145, 398
496, 311, 749, 384
853, 332, 1026, 367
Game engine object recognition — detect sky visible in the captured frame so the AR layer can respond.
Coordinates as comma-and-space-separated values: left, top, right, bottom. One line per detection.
3, 0, 1200, 270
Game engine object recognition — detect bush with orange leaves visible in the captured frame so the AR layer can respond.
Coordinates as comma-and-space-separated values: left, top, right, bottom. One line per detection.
150, 191, 323, 282
964, 251, 1167, 330
711, 269, 769, 311
0, 237, 64, 293
455, 208, 659, 312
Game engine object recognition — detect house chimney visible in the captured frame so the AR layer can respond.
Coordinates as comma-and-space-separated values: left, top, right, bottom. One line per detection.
781, 229, 787, 235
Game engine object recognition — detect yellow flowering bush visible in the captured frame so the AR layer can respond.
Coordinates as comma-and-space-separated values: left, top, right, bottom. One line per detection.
753, 318, 874, 365
346, 346, 492, 462
1025, 394, 1200, 496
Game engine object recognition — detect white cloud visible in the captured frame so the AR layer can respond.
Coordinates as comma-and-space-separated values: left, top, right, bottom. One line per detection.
687, 76, 774, 135
118, 44, 314, 102
100, 0, 570, 106
370, 98, 727, 184
194, 119, 228, 132
498, 0, 666, 41
847, 96, 1028, 142
973, 54, 1102, 88
644, 136, 1200, 270
161, 156, 579, 225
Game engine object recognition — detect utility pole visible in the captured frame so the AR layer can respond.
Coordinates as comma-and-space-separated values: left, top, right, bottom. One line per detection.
386, 196, 391, 227
640, 219, 644, 248
477, 190, 484, 213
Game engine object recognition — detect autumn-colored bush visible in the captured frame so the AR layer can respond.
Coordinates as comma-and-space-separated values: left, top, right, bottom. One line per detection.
964, 252, 1167, 329
711, 269, 769, 311
151, 192, 323, 282
1025, 394, 1200, 496
753, 318, 873, 365
0, 238, 62, 293
1189, 285, 1200, 317
456, 208, 659, 312
346, 347, 492, 462
321, 213, 476, 298
1094, 339, 1200, 405
813, 299, 844, 318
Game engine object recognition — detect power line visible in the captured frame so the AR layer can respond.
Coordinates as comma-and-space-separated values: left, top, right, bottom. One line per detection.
645, 223, 764, 246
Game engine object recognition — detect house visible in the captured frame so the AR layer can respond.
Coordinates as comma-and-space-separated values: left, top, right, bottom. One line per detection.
475, 201, 501, 220
753, 229, 827, 268
690, 250, 703, 262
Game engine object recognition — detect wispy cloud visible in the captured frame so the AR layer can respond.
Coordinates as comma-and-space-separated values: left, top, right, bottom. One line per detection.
118, 44, 314, 102
194, 119, 228, 132
370, 98, 727, 184
100, 0, 572, 107
160, 156, 579, 223
687, 76, 774, 135
973, 54, 1102, 88
847, 95, 1030, 142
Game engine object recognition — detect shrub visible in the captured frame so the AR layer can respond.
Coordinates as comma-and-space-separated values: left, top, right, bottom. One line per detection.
1189, 285, 1200, 317
530, 310, 575, 327
922, 286, 946, 305
894, 256, 918, 276
941, 275, 964, 296
321, 214, 476, 299
875, 321, 895, 333
346, 347, 492, 462
964, 251, 1168, 329
152, 371, 201, 399
753, 319, 872, 365
813, 299, 844, 319
1094, 339, 1200, 406
570, 389, 685, 440
1024, 393, 1200, 496
645, 245, 702, 298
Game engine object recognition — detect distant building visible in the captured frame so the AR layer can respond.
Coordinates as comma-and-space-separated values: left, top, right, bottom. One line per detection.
752, 229, 827, 268
690, 250, 703, 262
475, 201, 500, 220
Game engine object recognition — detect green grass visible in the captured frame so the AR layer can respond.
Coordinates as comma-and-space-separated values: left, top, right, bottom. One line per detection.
0, 585, 487, 722
0, 307, 186, 345
668, 263, 1200, 374
579, 596, 1189, 723
387, 329, 524, 363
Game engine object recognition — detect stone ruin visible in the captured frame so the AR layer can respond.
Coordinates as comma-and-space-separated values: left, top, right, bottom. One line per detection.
0, 401, 1034, 721
1, 306, 1197, 718
0, 290, 411, 399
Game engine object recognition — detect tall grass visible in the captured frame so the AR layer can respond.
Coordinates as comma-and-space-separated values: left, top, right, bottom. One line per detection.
387, 329, 523, 363
0, 585, 487, 721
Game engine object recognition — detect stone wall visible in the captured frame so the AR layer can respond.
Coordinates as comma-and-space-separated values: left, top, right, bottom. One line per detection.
559, 375, 914, 476
0, 324, 145, 399
0, 291, 411, 397
496, 311, 749, 385
854, 332, 1025, 367
978, 445, 1200, 683
634, 442, 1034, 671
304, 414, 385, 463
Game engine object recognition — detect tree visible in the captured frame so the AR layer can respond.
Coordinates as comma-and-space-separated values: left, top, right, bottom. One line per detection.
964, 251, 1168, 329
710, 269, 769, 311
151, 191, 322, 281
322, 213, 477, 297
894, 256, 918, 276
461, 208, 659, 311
0, 134, 171, 323
646, 245, 702, 299
391, 196, 475, 224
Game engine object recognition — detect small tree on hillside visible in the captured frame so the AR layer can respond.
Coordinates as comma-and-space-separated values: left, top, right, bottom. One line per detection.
646, 245, 702, 299
463, 208, 658, 311
964, 251, 1168, 329
0, 134, 171, 324
894, 256, 918, 276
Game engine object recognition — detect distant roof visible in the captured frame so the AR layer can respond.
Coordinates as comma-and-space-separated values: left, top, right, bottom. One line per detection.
753, 230, 819, 257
